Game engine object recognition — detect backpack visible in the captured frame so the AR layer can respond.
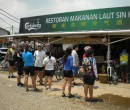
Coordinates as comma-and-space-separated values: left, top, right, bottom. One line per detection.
82, 57, 94, 77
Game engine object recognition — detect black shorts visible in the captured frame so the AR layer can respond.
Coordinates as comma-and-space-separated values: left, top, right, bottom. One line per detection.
83, 75, 95, 85
34, 67, 43, 71
120, 65, 129, 73
24, 66, 34, 76
9, 60, 15, 66
44, 70, 54, 77
63, 70, 73, 78
17, 66, 24, 75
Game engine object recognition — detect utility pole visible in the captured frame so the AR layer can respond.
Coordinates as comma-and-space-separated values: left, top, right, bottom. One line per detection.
11, 25, 14, 34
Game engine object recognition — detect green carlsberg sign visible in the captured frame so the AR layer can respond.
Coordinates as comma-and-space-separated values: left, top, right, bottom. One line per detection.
20, 6, 130, 33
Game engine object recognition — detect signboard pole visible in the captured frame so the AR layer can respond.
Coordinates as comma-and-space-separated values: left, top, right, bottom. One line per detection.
107, 43, 111, 75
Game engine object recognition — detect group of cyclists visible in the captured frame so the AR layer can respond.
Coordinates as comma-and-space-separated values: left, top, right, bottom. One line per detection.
3, 41, 98, 102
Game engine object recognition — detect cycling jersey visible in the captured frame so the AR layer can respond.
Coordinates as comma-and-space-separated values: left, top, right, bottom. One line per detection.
120, 52, 129, 65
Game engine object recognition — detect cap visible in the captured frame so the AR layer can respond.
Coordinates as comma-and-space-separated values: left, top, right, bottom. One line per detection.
84, 46, 91, 51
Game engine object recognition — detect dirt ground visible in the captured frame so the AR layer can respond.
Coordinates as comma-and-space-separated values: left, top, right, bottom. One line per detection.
1, 71, 130, 98
0, 71, 130, 110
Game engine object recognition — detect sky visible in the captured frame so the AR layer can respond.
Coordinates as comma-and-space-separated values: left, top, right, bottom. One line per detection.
0, 0, 130, 34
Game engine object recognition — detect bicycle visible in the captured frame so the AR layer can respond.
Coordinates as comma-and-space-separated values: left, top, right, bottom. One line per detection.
0, 60, 9, 71
107, 60, 119, 85
54, 58, 64, 81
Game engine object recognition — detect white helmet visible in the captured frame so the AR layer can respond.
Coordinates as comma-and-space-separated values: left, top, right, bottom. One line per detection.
84, 46, 91, 51
37, 43, 43, 47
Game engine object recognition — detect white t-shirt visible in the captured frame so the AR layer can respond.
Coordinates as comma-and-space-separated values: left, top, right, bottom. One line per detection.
71, 50, 79, 67
43, 56, 56, 70
34, 50, 46, 67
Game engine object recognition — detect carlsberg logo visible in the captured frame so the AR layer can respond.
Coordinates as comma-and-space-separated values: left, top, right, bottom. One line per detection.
25, 21, 41, 31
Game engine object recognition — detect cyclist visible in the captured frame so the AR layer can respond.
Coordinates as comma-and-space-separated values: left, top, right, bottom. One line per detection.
22, 43, 40, 92
82, 47, 98, 101
62, 47, 73, 98
13, 42, 24, 87
4, 43, 16, 78
119, 49, 129, 83
34, 43, 46, 85
43, 51, 56, 91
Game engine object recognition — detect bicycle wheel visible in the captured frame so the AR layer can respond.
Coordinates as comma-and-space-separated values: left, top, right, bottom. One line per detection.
0, 61, 5, 71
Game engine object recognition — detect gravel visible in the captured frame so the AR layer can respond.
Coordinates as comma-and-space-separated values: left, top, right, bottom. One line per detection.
0, 77, 90, 110
0, 73, 128, 110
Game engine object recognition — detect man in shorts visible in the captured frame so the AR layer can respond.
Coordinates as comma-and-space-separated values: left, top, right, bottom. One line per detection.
71, 45, 79, 85
4, 43, 16, 78
13, 42, 24, 86
120, 49, 129, 83
34, 43, 46, 85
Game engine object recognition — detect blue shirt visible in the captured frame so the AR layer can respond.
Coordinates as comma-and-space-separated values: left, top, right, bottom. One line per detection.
22, 51, 34, 66
63, 55, 73, 70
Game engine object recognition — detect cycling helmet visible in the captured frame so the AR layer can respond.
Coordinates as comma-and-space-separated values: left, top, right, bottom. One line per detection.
84, 46, 91, 51
37, 43, 43, 47
122, 49, 126, 52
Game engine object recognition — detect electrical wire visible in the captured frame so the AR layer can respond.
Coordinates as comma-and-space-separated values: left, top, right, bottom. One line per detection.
0, 8, 19, 20
0, 17, 12, 26
0, 9, 20, 33
0, 12, 19, 23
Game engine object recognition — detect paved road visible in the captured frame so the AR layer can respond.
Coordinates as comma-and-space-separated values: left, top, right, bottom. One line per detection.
0, 73, 129, 110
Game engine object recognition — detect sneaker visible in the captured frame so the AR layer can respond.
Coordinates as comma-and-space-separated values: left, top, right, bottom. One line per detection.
11, 75, 16, 78
34, 88, 41, 92
18, 83, 24, 87
48, 88, 52, 91
17, 83, 21, 86
26, 88, 29, 92
61, 93, 66, 97
72, 82, 78, 86
89, 98, 97, 102
67, 94, 74, 98
45, 86, 49, 90
8, 75, 11, 78
85, 98, 91, 102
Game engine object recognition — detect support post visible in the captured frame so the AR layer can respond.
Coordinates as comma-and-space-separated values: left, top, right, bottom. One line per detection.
107, 43, 110, 66
11, 25, 14, 35
107, 43, 112, 76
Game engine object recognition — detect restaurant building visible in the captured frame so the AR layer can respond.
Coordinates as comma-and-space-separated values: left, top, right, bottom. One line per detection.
19, 6, 130, 62
1, 6, 130, 74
